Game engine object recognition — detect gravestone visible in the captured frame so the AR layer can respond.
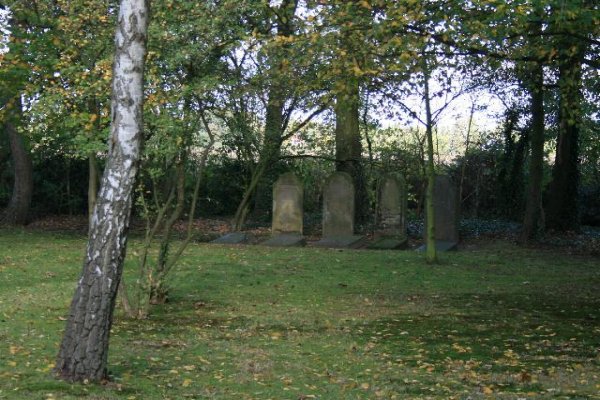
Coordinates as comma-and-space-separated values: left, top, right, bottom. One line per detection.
314, 172, 365, 248
418, 174, 460, 252
271, 172, 303, 235
261, 172, 305, 247
369, 173, 408, 250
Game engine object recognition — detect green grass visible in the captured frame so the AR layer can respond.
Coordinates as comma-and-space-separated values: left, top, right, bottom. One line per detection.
1, 229, 599, 399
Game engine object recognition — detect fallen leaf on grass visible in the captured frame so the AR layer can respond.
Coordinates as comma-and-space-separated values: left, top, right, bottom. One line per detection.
197, 356, 211, 365
517, 371, 531, 382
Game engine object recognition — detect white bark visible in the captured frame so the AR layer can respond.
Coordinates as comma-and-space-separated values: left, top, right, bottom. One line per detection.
56, 0, 149, 382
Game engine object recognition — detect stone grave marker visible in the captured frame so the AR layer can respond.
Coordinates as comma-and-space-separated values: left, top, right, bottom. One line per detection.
369, 173, 408, 250
314, 172, 365, 248
261, 173, 305, 247
418, 174, 460, 252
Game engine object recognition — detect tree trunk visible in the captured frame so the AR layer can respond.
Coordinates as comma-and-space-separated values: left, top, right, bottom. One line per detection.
231, 0, 297, 231
458, 102, 475, 205
423, 61, 437, 263
2, 121, 33, 226
545, 42, 585, 232
335, 76, 369, 228
88, 153, 99, 227
55, 0, 148, 382
150, 156, 186, 304
520, 59, 545, 242
231, 80, 286, 231
497, 109, 517, 217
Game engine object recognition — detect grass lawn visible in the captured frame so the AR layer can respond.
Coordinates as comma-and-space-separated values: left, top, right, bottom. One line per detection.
0, 229, 599, 399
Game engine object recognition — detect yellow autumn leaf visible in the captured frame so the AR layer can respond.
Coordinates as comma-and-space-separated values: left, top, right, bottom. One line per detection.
270, 331, 282, 340
361, 382, 370, 390
182, 379, 192, 387
482, 386, 493, 395
197, 356, 211, 365
351, 65, 364, 76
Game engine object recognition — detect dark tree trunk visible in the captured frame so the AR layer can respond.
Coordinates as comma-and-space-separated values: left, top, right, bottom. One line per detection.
545, 43, 585, 232
231, 0, 297, 231
55, 0, 148, 382
2, 121, 33, 225
497, 109, 527, 219
88, 153, 99, 227
335, 76, 369, 228
423, 61, 437, 264
520, 59, 545, 242
231, 65, 286, 232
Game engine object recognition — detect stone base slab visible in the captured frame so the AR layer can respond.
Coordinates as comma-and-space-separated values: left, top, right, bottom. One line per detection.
368, 236, 409, 250
313, 235, 366, 249
261, 234, 306, 247
416, 240, 458, 252
211, 232, 254, 245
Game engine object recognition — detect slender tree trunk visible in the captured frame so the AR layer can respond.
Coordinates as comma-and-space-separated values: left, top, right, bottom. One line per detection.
150, 156, 186, 304
55, 0, 149, 382
231, 94, 284, 230
151, 114, 216, 299
545, 43, 584, 232
2, 121, 33, 225
335, 75, 369, 228
459, 102, 475, 204
88, 152, 99, 227
231, 0, 297, 231
423, 61, 437, 263
66, 159, 73, 216
520, 59, 545, 242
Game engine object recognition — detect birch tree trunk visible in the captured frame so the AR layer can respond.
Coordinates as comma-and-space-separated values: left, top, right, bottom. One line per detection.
55, 0, 149, 382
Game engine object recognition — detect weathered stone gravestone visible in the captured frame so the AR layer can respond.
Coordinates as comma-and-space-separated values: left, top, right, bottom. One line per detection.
271, 172, 303, 234
369, 173, 408, 250
261, 173, 305, 247
314, 172, 365, 248
419, 174, 460, 252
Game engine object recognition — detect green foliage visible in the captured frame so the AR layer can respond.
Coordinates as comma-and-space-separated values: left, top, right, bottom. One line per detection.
1, 230, 600, 398
1, 0, 598, 232
2, 0, 115, 161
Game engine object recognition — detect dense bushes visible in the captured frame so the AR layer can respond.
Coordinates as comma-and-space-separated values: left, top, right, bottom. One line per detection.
1, 152, 90, 218
2, 124, 599, 228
